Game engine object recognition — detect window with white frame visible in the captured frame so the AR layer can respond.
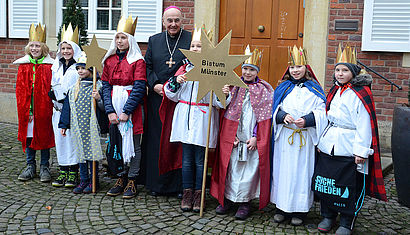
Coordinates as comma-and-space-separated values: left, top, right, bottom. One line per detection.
56, 0, 163, 42
362, 0, 410, 52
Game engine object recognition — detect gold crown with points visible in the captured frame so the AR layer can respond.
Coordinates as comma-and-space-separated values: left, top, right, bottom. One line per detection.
288, 45, 307, 66
336, 43, 357, 64
61, 23, 79, 45
117, 15, 138, 35
243, 45, 263, 68
29, 23, 46, 43
192, 24, 214, 42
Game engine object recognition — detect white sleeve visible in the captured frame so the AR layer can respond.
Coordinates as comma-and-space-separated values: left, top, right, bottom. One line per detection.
353, 99, 374, 158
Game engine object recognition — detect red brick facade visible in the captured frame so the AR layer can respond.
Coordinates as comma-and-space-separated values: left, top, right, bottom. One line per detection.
0, 0, 195, 94
327, 0, 409, 122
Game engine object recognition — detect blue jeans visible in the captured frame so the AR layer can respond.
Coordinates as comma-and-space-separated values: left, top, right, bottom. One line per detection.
26, 138, 50, 167
182, 143, 205, 190
79, 161, 99, 183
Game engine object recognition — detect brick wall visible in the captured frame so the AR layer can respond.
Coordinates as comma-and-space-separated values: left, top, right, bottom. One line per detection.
0, 39, 27, 93
0, 0, 195, 94
327, 0, 409, 122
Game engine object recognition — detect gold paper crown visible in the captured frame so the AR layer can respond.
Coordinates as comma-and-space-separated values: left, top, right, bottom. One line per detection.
288, 45, 307, 66
117, 15, 138, 35
336, 43, 357, 64
243, 45, 263, 68
61, 23, 79, 45
192, 24, 214, 42
29, 23, 46, 43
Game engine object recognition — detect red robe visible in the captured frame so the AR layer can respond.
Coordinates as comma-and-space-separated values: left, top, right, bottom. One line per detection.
210, 78, 274, 209
16, 63, 55, 151
101, 56, 147, 134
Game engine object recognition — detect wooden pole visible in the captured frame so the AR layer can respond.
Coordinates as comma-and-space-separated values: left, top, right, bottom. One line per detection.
200, 90, 214, 217
92, 67, 97, 193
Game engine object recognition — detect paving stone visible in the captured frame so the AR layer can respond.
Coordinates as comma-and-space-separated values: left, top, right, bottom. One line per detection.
37, 228, 52, 234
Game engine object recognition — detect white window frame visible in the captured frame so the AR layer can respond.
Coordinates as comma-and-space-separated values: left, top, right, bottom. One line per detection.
56, 0, 163, 42
362, 0, 410, 52
0, 0, 6, 37
8, 0, 43, 38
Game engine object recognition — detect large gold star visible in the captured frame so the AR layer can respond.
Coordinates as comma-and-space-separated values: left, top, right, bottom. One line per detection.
180, 30, 249, 108
82, 34, 107, 72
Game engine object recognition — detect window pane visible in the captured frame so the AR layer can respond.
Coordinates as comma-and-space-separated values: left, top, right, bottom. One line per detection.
112, 0, 121, 8
97, 10, 109, 30
98, 0, 109, 7
79, 0, 88, 7
64, 0, 88, 7
112, 10, 121, 30
62, 9, 88, 29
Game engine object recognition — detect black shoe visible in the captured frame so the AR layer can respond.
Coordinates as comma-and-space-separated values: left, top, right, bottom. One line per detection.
52, 171, 67, 187
107, 177, 127, 196
150, 191, 159, 196
177, 192, 183, 199
123, 179, 138, 199
65, 171, 78, 188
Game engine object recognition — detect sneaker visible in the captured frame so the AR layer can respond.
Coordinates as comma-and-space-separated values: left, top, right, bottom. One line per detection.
107, 177, 127, 196
192, 190, 202, 213
180, 189, 193, 212
291, 217, 303, 226
235, 202, 250, 220
318, 218, 335, 233
335, 226, 352, 235
39, 165, 51, 182
18, 164, 36, 181
273, 213, 286, 223
83, 182, 99, 194
65, 172, 78, 188
52, 171, 67, 187
123, 179, 138, 199
73, 181, 88, 194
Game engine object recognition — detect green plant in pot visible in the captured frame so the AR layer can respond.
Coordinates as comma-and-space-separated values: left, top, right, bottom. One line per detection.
391, 81, 410, 207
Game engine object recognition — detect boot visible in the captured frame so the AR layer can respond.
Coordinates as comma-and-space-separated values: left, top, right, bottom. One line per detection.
18, 164, 36, 181
65, 171, 78, 188
180, 189, 193, 212
39, 165, 51, 182
52, 171, 67, 187
192, 190, 202, 213
107, 176, 127, 196
215, 198, 232, 215
123, 178, 138, 199
235, 202, 250, 220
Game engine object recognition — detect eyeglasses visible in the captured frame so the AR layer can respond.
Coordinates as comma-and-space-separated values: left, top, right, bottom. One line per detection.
166, 18, 181, 24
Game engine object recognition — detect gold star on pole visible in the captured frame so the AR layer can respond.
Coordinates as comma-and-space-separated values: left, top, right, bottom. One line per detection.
180, 30, 250, 108
82, 34, 107, 72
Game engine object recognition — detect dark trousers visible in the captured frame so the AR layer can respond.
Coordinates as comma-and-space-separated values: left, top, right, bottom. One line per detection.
182, 143, 205, 190
26, 138, 50, 167
320, 166, 365, 230
79, 160, 98, 183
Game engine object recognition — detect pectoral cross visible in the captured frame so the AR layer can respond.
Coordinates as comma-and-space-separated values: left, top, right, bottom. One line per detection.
166, 57, 175, 68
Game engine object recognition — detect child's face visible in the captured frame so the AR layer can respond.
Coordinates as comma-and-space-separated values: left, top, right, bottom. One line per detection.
77, 67, 92, 79
61, 43, 74, 61
289, 65, 306, 80
334, 64, 353, 84
241, 66, 258, 82
116, 33, 129, 52
29, 41, 42, 59
190, 40, 202, 52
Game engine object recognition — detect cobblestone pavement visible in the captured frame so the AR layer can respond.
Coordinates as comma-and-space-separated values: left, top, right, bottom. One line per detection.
0, 123, 409, 234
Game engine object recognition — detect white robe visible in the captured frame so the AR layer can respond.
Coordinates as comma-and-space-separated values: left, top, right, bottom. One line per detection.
317, 87, 373, 174
51, 41, 81, 166
225, 91, 260, 202
164, 66, 230, 148
270, 85, 327, 212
